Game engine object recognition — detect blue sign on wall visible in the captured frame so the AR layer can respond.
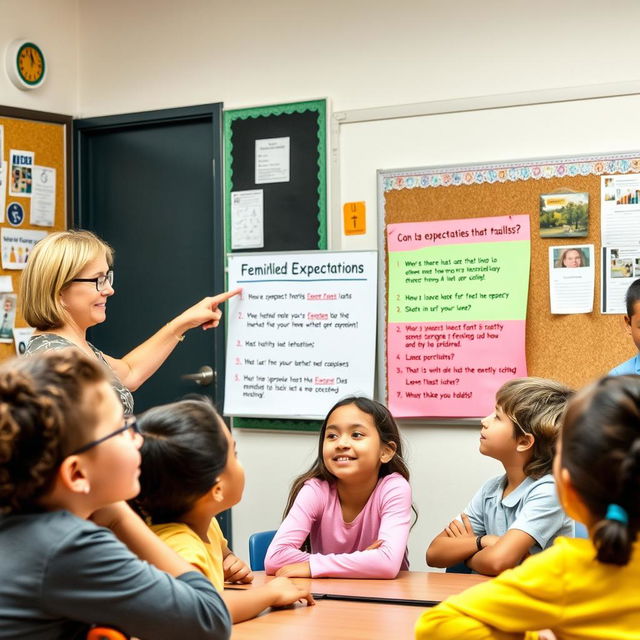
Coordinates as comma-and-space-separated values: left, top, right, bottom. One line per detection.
6, 203, 24, 227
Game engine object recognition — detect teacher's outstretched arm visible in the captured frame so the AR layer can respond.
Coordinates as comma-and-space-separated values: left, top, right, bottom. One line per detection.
103, 288, 241, 391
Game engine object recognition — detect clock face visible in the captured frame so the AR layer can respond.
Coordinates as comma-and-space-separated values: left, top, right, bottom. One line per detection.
17, 43, 45, 86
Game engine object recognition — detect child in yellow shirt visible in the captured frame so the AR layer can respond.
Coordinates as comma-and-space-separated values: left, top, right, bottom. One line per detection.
416, 374, 640, 639
134, 398, 314, 623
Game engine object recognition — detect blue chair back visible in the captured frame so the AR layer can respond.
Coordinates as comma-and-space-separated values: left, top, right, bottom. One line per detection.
574, 521, 589, 539
445, 562, 472, 574
248, 530, 277, 571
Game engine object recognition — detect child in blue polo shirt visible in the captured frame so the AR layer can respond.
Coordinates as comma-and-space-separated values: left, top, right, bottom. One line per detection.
609, 278, 640, 376
426, 377, 574, 576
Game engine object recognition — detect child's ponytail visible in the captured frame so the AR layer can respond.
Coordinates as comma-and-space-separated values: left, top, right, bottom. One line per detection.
592, 438, 640, 565
562, 375, 640, 566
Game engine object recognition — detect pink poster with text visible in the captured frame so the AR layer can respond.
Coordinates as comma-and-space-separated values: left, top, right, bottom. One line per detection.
387, 215, 530, 418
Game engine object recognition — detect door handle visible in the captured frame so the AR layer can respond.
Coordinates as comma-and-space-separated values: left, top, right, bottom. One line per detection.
181, 365, 215, 386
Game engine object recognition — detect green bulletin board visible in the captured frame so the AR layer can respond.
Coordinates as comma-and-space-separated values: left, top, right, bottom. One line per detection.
224, 99, 327, 431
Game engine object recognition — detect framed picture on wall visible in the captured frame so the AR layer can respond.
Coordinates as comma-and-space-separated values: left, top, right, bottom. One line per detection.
539, 192, 589, 238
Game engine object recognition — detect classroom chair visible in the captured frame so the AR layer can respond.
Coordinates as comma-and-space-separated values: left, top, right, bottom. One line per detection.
248, 529, 277, 571
86, 627, 128, 640
574, 522, 589, 539
444, 562, 472, 574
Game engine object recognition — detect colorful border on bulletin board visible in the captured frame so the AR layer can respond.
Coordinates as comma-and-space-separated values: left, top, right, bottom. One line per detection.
382, 153, 640, 192
377, 149, 640, 421
223, 99, 327, 432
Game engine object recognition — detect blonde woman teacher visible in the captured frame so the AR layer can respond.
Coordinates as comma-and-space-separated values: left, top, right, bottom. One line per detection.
20, 230, 240, 414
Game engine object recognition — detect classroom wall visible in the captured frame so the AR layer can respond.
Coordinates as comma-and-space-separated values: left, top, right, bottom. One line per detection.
3, 0, 640, 568
75, 0, 640, 116
0, 0, 78, 115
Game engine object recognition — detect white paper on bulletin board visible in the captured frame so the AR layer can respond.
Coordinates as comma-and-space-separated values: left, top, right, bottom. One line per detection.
224, 250, 378, 419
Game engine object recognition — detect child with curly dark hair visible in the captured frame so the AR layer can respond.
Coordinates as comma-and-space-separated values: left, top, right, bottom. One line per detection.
0, 350, 230, 640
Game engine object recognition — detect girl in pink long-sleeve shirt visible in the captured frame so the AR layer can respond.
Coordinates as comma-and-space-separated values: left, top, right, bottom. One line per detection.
265, 396, 413, 579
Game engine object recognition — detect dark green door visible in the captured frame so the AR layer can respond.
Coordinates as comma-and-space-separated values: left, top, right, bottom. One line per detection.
74, 104, 230, 536
74, 105, 226, 411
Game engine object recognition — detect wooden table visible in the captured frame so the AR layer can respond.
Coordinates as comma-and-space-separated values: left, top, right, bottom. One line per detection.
229, 572, 487, 639
229, 570, 487, 606
231, 598, 423, 640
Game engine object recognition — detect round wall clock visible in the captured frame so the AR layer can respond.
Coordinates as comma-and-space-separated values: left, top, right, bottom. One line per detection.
6, 40, 46, 90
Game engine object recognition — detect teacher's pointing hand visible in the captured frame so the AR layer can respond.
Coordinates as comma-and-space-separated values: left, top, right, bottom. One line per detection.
177, 288, 243, 331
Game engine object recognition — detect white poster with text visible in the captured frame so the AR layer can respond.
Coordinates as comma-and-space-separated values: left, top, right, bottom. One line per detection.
0, 161, 6, 223
255, 137, 290, 184
30, 166, 56, 226
224, 251, 377, 419
9, 149, 34, 197
601, 174, 640, 246
548, 244, 595, 314
601, 246, 640, 314
1, 228, 47, 270
231, 189, 264, 249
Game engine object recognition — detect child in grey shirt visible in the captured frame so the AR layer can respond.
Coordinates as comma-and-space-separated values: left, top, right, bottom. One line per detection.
0, 350, 230, 640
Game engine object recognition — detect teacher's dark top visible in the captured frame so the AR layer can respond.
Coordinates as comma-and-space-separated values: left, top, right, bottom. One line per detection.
26, 334, 135, 414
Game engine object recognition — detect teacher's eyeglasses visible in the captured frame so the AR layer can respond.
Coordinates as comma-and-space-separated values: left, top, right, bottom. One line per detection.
71, 415, 140, 455
70, 270, 114, 292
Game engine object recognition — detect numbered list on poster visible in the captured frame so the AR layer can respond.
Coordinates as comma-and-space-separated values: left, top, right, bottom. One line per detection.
224, 251, 377, 419
387, 216, 530, 418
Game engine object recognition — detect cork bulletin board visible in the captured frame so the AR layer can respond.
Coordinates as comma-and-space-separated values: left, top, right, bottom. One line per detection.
379, 151, 640, 396
0, 107, 71, 362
